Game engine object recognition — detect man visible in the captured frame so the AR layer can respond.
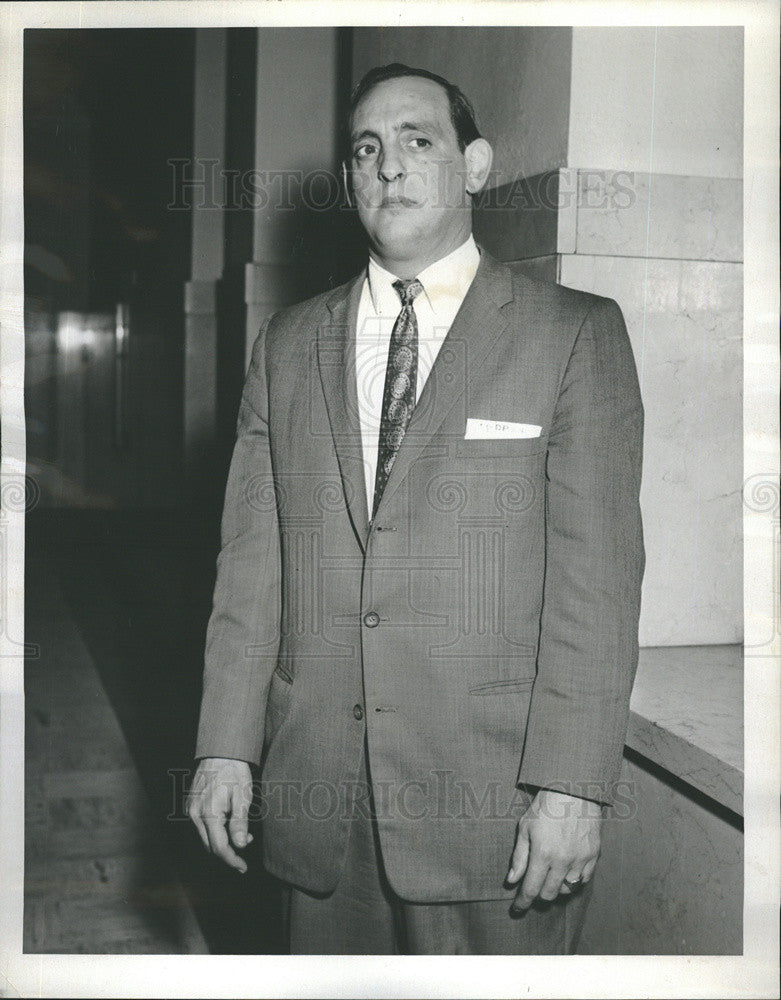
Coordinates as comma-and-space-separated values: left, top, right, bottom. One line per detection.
188, 63, 645, 955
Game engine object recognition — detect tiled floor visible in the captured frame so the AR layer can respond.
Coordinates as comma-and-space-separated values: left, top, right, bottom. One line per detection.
23, 509, 285, 955
24, 547, 207, 953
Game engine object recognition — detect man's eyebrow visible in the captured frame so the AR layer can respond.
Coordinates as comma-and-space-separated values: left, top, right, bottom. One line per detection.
398, 119, 442, 134
350, 128, 380, 146
350, 119, 444, 146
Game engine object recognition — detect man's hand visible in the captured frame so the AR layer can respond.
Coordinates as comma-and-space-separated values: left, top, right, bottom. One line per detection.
187, 757, 254, 874
507, 789, 602, 910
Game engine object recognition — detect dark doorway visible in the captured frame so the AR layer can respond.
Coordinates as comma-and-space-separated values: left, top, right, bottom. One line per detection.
23, 28, 283, 954
25, 28, 195, 509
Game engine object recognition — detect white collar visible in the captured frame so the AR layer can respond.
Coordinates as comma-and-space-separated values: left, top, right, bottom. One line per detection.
366, 235, 480, 315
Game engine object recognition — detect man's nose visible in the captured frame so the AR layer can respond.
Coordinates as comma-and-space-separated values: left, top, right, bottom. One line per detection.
377, 148, 404, 183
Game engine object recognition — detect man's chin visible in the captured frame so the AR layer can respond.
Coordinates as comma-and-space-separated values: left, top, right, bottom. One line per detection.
369, 225, 428, 263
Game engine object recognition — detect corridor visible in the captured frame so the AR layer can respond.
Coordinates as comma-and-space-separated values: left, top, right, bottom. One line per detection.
24, 509, 284, 954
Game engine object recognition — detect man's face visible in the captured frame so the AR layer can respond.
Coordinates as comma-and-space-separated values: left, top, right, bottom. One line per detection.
348, 76, 472, 268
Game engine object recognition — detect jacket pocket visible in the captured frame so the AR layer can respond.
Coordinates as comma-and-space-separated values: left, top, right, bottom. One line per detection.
468, 677, 535, 696
264, 667, 293, 752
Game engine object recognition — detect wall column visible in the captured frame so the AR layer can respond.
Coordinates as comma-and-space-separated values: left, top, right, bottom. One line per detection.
564, 26, 743, 647
245, 28, 343, 366
470, 26, 744, 647
183, 29, 226, 495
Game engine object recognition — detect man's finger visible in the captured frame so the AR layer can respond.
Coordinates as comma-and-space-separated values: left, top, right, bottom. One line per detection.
190, 810, 210, 852
512, 847, 549, 910
228, 784, 251, 849
187, 790, 211, 851
507, 823, 530, 883
558, 866, 584, 895
539, 864, 569, 901
581, 856, 598, 884
204, 818, 247, 873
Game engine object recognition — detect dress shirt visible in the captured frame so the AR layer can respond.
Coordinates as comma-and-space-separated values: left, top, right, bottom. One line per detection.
355, 235, 481, 516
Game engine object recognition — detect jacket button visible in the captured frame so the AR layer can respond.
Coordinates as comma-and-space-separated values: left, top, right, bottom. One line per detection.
363, 611, 380, 628
353, 704, 364, 720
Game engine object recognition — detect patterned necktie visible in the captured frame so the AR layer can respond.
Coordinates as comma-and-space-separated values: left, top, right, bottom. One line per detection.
371, 277, 423, 520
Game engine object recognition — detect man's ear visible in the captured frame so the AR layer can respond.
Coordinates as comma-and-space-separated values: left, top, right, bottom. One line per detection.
341, 160, 353, 208
464, 138, 493, 195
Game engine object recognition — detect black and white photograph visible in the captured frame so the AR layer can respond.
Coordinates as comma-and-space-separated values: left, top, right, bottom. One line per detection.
0, 1, 778, 996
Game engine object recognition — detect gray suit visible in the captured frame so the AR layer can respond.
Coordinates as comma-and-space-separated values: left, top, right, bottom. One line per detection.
195, 249, 645, 904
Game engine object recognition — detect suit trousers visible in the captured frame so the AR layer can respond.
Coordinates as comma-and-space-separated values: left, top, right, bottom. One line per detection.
281, 738, 592, 955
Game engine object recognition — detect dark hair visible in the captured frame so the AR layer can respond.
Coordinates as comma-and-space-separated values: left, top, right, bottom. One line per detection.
345, 63, 482, 157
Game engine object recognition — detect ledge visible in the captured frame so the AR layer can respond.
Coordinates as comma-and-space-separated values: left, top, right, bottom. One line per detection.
627, 644, 743, 816
473, 170, 742, 264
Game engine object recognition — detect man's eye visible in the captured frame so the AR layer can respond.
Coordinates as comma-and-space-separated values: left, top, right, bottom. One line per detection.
408, 137, 432, 149
353, 143, 377, 160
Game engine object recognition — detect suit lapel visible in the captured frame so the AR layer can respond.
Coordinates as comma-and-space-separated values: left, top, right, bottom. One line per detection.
373, 250, 515, 519
316, 251, 516, 545
318, 272, 370, 551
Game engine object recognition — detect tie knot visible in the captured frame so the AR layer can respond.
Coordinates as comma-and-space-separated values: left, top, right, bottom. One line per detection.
393, 277, 424, 307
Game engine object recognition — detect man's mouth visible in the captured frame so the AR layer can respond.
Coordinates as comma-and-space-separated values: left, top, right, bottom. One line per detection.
380, 195, 418, 208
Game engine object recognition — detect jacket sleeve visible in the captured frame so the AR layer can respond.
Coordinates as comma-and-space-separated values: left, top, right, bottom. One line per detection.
517, 297, 645, 805
194, 316, 282, 764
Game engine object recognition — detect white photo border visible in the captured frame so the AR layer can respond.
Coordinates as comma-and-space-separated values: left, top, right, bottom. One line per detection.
1, 1, 778, 997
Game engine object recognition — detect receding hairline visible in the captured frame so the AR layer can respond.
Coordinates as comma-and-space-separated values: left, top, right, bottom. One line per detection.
348, 75, 459, 144
344, 63, 482, 157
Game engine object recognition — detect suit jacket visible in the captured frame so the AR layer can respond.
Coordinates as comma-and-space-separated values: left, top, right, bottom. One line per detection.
195, 249, 645, 902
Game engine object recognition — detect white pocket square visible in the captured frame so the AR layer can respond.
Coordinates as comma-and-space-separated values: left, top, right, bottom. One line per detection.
464, 418, 542, 440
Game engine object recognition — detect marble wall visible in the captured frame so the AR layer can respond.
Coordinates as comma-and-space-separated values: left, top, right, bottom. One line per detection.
579, 752, 743, 954
563, 27, 744, 645
569, 27, 743, 179
470, 24, 744, 647
561, 249, 743, 646
558, 168, 743, 645
577, 643, 743, 953
475, 168, 743, 646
